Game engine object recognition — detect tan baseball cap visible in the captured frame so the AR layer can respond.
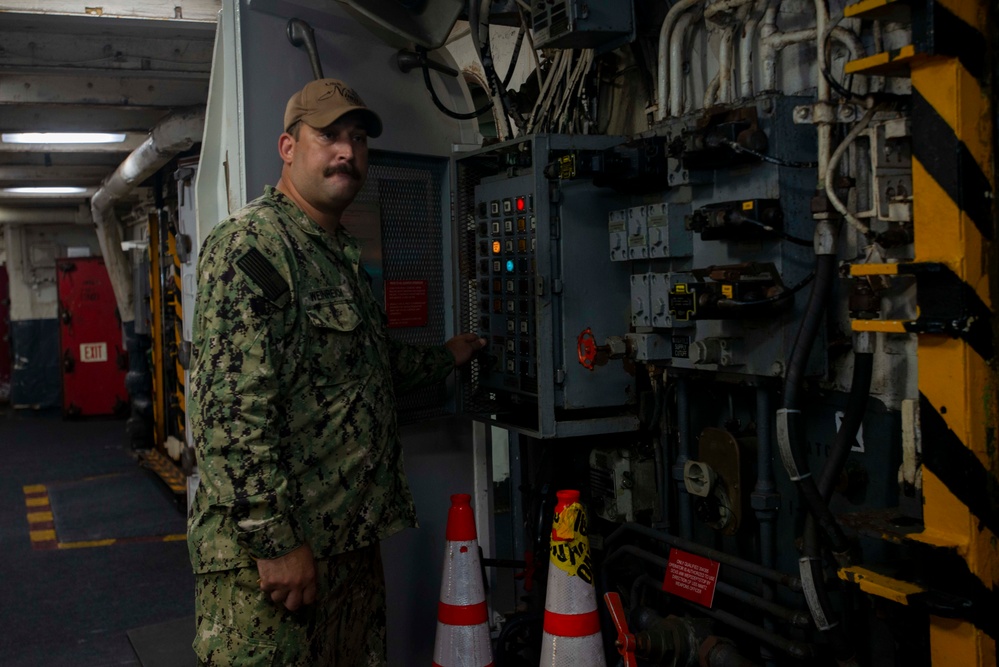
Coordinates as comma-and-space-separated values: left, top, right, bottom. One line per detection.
283, 78, 383, 137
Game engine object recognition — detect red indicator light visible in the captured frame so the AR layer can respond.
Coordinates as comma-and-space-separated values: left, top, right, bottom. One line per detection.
516, 197, 526, 212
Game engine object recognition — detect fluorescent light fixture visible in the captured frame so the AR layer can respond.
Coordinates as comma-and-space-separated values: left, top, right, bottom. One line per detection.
4, 186, 87, 194
2, 132, 127, 144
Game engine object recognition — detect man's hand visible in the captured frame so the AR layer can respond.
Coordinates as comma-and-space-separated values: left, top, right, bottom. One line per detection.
256, 543, 317, 611
446, 333, 487, 367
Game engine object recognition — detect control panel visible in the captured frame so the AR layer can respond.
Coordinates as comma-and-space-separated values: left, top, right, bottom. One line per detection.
474, 176, 538, 397
456, 134, 638, 438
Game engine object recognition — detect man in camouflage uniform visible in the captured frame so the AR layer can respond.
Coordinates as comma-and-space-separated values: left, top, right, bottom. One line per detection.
188, 78, 485, 666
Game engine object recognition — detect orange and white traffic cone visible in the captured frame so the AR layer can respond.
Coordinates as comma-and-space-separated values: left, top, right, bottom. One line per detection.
541, 489, 606, 667
432, 493, 494, 667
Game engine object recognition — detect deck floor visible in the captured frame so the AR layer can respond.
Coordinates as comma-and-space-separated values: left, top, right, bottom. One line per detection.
0, 407, 194, 666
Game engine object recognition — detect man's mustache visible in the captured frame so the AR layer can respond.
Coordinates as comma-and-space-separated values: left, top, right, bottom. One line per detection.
323, 164, 361, 180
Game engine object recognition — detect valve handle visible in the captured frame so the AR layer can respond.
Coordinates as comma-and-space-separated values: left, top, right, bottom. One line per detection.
577, 327, 597, 370
603, 592, 638, 667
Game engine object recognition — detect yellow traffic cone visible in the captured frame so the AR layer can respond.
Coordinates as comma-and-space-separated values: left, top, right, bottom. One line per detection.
541, 490, 606, 667
432, 493, 494, 667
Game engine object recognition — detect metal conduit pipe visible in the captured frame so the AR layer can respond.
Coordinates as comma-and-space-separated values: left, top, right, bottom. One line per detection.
605, 545, 812, 626
668, 11, 698, 116
760, 27, 866, 93
634, 576, 817, 660
813, 0, 832, 184
738, 0, 770, 99
656, 0, 703, 121
90, 106, 206, 324
674, 376, 693, 539
703, 0, 755, 22
605, 522, 803, 591
717, 27, 737, 105
754, 386, 779, 666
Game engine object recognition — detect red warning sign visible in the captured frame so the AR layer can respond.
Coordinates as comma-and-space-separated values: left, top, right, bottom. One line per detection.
662, 548, 720, 608
385, 280, 429, 328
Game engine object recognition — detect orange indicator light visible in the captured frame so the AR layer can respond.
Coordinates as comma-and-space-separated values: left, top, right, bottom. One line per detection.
492, 240, 501, 254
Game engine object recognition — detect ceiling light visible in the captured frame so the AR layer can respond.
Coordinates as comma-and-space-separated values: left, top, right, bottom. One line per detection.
1, 132, 127, 144
4, 186, 87, 194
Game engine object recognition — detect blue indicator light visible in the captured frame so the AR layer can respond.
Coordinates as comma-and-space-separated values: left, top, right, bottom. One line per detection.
506, 260, 514, 272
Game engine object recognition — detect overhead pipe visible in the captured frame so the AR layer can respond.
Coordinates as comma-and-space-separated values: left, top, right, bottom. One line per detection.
90, 106, 205, 324
0, 206, 89, 225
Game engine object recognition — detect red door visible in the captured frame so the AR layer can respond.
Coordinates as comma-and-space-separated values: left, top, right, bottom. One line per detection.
57, 257, 128, 417
0, 266, 10, 403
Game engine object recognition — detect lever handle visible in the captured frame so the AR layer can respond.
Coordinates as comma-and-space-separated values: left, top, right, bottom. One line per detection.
603, 592, 638, 667
286, 18, 324, 80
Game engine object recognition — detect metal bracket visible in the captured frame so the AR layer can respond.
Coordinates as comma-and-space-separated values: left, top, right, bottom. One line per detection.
849, 262, 995, 361
793, 103, 865, 124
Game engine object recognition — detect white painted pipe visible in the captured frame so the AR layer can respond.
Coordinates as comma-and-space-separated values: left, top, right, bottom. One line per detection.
760, 28, 863, 91
657, 0, 703, 121
704, 0, 754, 22
669, 11, 698, 116
814, 0, 831, 186
758, 0, 781, 92
91, 106, 205, 324
704, 74, 721, 109
718, 27, 736, 104
739, 0, 770, 98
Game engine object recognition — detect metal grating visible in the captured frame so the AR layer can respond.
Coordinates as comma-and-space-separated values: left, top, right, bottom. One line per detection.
356, 152, 449, 424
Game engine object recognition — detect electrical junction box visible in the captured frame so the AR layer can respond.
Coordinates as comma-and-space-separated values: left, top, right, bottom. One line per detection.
454, 134, 639, 439
589, 448, 656, 523
532, 0, 635, 51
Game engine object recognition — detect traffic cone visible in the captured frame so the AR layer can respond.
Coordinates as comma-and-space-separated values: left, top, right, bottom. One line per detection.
432, 493, 494, 667
541, 489, 606, 667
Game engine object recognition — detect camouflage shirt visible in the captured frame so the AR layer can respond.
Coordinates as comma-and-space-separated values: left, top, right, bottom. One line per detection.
188, 185, 454, 573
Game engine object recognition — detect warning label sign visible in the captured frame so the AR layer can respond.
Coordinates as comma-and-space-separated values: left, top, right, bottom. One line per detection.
549, 502, 594, 584
662, 548, 720, 608
385, 280, 428, 328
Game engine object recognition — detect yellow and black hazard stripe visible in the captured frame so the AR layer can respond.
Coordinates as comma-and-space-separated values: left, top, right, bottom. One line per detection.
908, 0, 997, 661
911, 92, 993, 243
842, 0, 997, 660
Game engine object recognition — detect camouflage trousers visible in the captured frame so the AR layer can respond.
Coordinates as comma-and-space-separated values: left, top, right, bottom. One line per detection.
193, 544, 386, 666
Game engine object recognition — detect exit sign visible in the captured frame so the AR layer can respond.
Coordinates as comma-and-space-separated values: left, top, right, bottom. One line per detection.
80, 342, 108, 363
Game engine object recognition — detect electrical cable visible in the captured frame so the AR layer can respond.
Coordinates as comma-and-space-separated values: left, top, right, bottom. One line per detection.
417, 47, 493, 120
778, 235, 859, 664
717, 271, 815, 308
818, 346, 873, 500
502, 24, 526, 87
517, 2, 544, 91
825, 104, 879, 239
724, 140, 819, 168
737, 215, 816, 246
469, 0, 516, 138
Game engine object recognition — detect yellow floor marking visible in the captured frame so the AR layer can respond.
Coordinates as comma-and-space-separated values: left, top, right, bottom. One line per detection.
27, 511, 54, 523
59, 539, 117, 549
22, 484, 46, 494
25, 497, 50, 507
163, 534, 188, 542
30, 529, 57, 541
